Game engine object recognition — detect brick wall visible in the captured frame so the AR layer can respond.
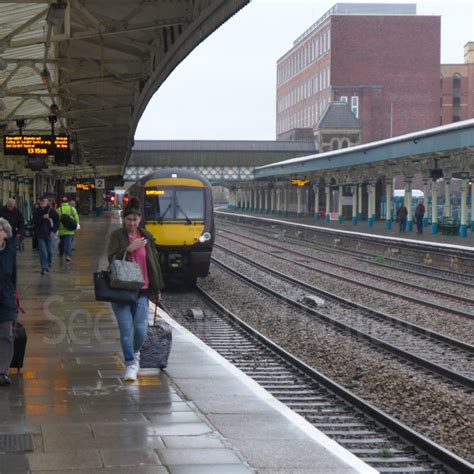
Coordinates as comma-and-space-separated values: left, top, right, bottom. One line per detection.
330, 15, 441, 142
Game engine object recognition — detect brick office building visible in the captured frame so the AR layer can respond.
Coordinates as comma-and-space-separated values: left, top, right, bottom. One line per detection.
440, 42, 474, 124
276, 3, 440, 144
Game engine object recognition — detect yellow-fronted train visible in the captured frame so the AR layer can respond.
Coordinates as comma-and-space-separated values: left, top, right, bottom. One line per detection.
124, 169, 214, 287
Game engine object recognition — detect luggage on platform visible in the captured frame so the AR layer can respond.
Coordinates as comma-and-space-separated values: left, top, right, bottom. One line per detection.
140, 305, 172, 369
10, 322, 27, 372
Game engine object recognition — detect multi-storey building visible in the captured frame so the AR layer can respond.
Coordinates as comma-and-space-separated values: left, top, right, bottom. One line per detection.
440, 42, 474, 124
276, 3, 440, 144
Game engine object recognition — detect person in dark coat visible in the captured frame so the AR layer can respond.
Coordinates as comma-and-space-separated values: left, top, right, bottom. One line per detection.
32, 196, 60, 274
415, 199, 425, 234
0, 218, 17, 386
0, 198, 25, 246
396, 204, 408, 232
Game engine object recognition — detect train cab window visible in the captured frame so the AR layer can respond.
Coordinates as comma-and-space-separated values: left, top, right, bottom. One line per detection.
144, 187, 204, 222
144, 188, 173, 221
175, 189, 204, 221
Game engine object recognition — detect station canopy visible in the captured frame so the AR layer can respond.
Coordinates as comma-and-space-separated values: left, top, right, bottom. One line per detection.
0, 0, 249, 178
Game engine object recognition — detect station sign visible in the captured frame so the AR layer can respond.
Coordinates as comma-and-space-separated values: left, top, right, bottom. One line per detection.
95, 178, 105, 189
291, 179, 311, 186
3, 134, 70, 156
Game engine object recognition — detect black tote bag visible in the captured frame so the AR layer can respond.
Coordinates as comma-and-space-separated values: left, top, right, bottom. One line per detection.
94, 271, 139, 305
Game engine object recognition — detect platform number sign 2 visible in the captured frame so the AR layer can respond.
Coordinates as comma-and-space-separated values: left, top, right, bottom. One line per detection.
95, 178, 105, 189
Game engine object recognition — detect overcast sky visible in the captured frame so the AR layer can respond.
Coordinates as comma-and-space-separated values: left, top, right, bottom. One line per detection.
135, 0, 474, 141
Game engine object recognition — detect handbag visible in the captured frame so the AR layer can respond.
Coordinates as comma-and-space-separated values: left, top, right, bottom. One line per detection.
109, 253, 144, 290
94, 271, 139, 304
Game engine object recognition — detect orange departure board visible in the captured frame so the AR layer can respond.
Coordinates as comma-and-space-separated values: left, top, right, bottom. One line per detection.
3, 135, 70, 156
291, 179, 311, 186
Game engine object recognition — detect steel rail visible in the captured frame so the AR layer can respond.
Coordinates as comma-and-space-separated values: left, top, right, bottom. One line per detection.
180, 286, 474, 474
218, 231, 474, 320
215, 211, 474, 264
211, 256, 474, 389
214, 243, 474, 354
219, 220, 474, 287
219, 228, 474, 307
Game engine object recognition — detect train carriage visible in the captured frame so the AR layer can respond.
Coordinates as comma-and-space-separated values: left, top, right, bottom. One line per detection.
125, 169, 214, 286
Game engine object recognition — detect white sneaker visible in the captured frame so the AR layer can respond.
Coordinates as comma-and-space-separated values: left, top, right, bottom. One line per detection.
134, 351, 140, 367
124, 364, 138, 382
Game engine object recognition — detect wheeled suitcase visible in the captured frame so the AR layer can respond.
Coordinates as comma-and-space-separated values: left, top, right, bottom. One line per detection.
140, 319, 172, 369
10, 322, 27, 372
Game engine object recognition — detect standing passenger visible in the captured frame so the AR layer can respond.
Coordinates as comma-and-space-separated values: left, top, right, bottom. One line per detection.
396, 204, 408, 232
57, 197, 79, 262
0, 218, 17, 386
32, 197, 59, 274
0, 198, 25, 249
415, 199, 425, 234
107, 198, 164, 381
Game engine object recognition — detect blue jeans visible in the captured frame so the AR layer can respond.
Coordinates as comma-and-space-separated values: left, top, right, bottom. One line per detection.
38, 237, 56, 270
112, 295, 149, 366
58, 234, 73, 257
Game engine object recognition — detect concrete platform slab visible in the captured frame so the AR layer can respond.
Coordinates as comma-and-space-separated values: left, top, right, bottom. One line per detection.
0, 214, 375, 473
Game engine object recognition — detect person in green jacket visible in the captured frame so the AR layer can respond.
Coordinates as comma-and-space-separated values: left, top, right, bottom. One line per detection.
57, 197, 79, 262
107, 197, 164, 382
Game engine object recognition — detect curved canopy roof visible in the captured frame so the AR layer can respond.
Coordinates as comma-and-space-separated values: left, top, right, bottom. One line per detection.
0, 0, 249, 178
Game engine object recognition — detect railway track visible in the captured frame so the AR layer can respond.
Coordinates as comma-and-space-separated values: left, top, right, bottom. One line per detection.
218, 220, 474, 287
213, 245, 474, 389
217, 228, 474, 319
215, 211, 474, 275
162, 288, 474, 474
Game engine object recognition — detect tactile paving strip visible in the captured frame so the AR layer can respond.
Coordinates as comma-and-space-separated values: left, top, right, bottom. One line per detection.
0, 433, 34, 452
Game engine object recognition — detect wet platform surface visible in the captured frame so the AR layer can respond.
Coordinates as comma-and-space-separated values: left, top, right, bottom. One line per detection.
217, 208, 474, 248
1, 212, 373, 473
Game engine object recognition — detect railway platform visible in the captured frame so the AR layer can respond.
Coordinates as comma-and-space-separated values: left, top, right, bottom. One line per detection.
1, 212, 374, 473
216, 208, 474, 248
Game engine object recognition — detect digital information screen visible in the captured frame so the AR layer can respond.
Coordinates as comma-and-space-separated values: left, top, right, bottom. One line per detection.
291, 179, 311, 186
3, 135, 71, 164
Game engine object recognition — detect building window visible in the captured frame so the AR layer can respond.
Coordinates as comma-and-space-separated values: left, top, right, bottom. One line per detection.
453, 97, 460, 107
453, 73, 461, 89
351, 96, 359, 118
453, 115, 461, 122
340, 96, 348, 103
342, 140, 349, 148
332, 139, 339, 150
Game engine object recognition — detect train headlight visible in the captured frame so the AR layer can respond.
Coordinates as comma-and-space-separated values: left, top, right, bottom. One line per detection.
198, 232, 212, 243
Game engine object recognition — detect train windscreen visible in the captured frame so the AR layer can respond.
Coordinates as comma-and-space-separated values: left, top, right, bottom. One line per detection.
144, 187, 204, 222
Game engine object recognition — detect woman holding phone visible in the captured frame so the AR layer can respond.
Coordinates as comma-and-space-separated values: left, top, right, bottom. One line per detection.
107, 197, 164, 381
